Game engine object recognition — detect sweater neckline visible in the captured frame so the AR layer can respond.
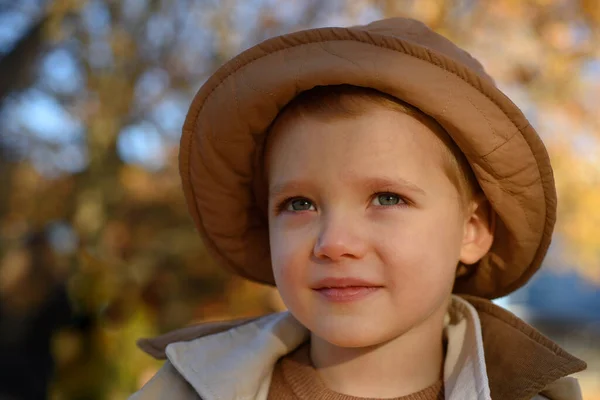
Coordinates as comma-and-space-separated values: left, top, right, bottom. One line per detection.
280, 341, 444, 400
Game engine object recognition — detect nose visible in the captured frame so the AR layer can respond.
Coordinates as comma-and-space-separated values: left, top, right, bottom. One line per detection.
313, 216, 368, 261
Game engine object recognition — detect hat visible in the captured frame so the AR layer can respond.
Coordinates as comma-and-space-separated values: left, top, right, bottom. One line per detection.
179, 17, 556, 299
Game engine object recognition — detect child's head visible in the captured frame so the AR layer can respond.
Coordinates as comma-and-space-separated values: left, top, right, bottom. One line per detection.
179, 16, 556, 314
264, 85, 495, 347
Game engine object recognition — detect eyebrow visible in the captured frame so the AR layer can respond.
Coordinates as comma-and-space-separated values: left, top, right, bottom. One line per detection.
269, 175, 426, 198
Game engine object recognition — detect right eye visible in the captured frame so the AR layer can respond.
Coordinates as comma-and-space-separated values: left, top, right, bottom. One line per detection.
283, 197, 315, 212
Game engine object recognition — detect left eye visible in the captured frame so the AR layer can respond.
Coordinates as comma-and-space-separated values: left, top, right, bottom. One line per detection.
372, 193, 404, 206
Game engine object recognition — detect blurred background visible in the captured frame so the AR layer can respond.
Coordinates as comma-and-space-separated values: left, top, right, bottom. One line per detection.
0, 0, 598, 398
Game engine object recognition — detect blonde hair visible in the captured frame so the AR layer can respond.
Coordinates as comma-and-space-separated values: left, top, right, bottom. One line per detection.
268, 84, 481, 207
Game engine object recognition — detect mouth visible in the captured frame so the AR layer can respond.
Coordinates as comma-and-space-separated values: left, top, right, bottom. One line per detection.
311, 277, 382, 290
311, 277, 383, 303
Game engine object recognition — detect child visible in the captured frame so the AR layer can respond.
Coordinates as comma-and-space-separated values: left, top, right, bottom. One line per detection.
131, 17, 587, 400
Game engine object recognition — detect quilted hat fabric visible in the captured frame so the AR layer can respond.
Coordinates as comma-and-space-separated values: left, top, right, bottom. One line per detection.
179, 17, 556, 299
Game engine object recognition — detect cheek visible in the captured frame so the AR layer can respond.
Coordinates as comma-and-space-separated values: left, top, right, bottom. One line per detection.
269, 232, 314, 316
268, 222, 310, 291
377, 210, 463, 285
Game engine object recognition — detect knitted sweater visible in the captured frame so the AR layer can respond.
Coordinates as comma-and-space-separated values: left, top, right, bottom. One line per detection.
267, 342, 444, 400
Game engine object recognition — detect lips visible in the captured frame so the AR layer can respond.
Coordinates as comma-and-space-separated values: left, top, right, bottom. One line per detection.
311, 277, 381, 289
311, 277, 383, 303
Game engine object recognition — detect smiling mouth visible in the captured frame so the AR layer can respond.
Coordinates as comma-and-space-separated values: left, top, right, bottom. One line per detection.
311, 277, 382, 289
313, 286, 382, 302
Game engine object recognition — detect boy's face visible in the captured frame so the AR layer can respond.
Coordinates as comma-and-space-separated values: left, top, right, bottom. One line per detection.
266, 105, 470, 348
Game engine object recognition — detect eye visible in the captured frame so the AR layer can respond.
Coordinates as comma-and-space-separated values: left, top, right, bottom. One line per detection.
283, 197, 315, 212
372, 192, 406, 207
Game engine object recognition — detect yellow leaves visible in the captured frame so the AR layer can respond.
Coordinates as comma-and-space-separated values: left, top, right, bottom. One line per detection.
118, 163, 183, 204
73, 188, 106, 236
3, 163, 74, 226
37, 178, 76, 224
88, 73, 135, 120
109, 26, 136, 62
411, 0, 445, 26
87, 112, 120, 150
119, 165, 161, 203
47, 0, 88, 14
542, 21, 576, 51
184, 276, 283, 325
0, 248, 32, 303
52, 329, 84, 368
580, 0, 600, 24
487, 1, 528, 19
6, 163, 43, 223
225, 277, 277, 318
69, 247, 142, 326
45, 0, 88, 43
69, 247, 120, 313
378, 0, 446, 27
549, 137, 600, 282
558, 187, 600, 281
55, 248, 164, 396
100, 220, 131, 257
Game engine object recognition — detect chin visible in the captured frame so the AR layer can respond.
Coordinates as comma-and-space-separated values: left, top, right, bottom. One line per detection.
312, 324, 392, 348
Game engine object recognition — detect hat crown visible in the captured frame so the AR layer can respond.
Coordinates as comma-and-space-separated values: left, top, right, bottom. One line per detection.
356, 18, 495, 84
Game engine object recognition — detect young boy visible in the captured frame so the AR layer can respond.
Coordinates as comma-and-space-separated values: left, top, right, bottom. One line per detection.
131, 17, 587, 400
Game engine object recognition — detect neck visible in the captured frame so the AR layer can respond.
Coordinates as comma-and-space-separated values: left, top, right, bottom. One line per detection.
309, 308, 447, 398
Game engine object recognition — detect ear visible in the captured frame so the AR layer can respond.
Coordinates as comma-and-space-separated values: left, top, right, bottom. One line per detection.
459, 194, 496, 265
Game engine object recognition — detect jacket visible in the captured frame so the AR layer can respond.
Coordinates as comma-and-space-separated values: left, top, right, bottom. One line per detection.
130, 295, 586, 400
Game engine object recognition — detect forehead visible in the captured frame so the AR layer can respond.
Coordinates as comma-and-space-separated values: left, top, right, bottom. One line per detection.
264, 106, 450, 184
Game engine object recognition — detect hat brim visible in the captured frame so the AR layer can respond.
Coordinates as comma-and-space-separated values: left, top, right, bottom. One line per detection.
180, 24, 556, 299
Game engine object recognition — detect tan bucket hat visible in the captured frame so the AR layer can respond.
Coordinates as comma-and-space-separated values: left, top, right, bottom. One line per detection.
179, 17, 556, 300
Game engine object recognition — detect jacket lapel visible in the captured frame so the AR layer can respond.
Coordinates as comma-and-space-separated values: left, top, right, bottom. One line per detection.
164, 312, 308, 400
462, 295, 587, 400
